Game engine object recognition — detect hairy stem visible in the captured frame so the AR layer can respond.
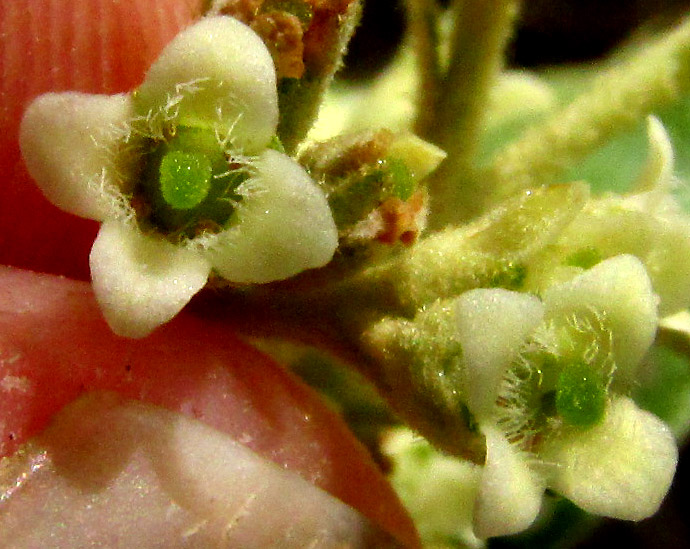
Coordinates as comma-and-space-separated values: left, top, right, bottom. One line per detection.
341, 182, 588, 313
405, 0, 443, 138
426, 0, 520, 227
482, 16, 690, 206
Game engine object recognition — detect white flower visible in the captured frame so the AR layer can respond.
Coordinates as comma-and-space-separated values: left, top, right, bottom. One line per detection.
19, 16, 338, 338
453, 255, 677, 538
555, 116, 690, 315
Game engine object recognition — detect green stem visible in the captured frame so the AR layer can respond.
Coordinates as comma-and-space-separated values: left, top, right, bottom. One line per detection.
482, 16, 690, 206
426, 0, 520, 227
277, 1, 363, 152
203, 277, 486, 460
405, 0, 443, 138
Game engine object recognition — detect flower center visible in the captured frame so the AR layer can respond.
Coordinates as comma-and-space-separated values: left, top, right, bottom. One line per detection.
159, 150, 212, 210
136, 126, 246, 239
554, 362, 607, 428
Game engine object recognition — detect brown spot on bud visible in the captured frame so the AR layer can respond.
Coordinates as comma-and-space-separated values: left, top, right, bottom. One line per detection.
376, 190, 426, 246
214, 0, 264, 23
302, 0, 358, 76
251, 11, 306, 78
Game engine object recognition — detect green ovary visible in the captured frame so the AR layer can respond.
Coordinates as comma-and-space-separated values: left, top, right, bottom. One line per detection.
555, 362, 607, 428
138, 126, 245, 237
159, 151, 212, 210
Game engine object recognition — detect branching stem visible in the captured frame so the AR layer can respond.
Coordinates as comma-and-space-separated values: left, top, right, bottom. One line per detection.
426, 0, 520, 227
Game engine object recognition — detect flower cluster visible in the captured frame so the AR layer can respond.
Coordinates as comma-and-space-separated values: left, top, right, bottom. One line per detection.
15, 5, 690, 546
20, 16, 338, 337
369, 118, 690, 539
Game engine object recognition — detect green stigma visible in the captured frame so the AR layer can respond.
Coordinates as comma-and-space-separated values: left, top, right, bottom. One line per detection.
159, 150, 212, 210
555, 362, 607, 428
137, 126, 244, 238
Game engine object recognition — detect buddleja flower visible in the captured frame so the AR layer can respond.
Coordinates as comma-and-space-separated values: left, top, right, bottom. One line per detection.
453, 255, 677, 538
372, 254, 678, 541
19, 16, 338, 338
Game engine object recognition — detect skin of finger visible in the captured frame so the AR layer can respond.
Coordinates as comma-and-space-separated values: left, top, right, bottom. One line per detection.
1, 3, 421, 546
0, 266, 421, 547
0, 0, 204, 279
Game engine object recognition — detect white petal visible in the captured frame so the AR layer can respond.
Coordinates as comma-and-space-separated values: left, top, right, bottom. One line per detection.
135, 16, 278, 154
208, 150, 338, 284
90, 221, 211, 337
542, 396, 678, 521
542, 255, 658, 377
473, 424, 543, 539
20, 92, 136, 220
455, 289, 544, 420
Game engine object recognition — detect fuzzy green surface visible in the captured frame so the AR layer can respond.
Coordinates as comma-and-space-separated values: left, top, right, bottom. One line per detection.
555, 362, 607, 428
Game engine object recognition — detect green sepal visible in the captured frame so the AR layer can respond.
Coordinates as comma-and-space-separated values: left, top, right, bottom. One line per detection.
363, 303, 486, 462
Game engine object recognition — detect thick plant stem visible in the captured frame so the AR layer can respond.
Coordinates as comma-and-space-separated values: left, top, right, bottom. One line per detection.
426, 0, 520, 227
482, 16, 690, 206
204, 271, 487, 461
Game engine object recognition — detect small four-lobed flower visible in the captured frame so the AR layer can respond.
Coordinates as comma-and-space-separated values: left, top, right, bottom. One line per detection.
20, 16, 338, 337
442, 254, 677, 538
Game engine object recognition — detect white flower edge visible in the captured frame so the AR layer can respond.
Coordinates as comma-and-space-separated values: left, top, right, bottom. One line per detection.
90, 221, 212, 338
542, 254, 658, 378
541, 396, 678, 521
206, 149, 338, 284
19, 92, 136, 221
473, 423, 544, 539
454, 288, 544, 420
134, 16, 278, 154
